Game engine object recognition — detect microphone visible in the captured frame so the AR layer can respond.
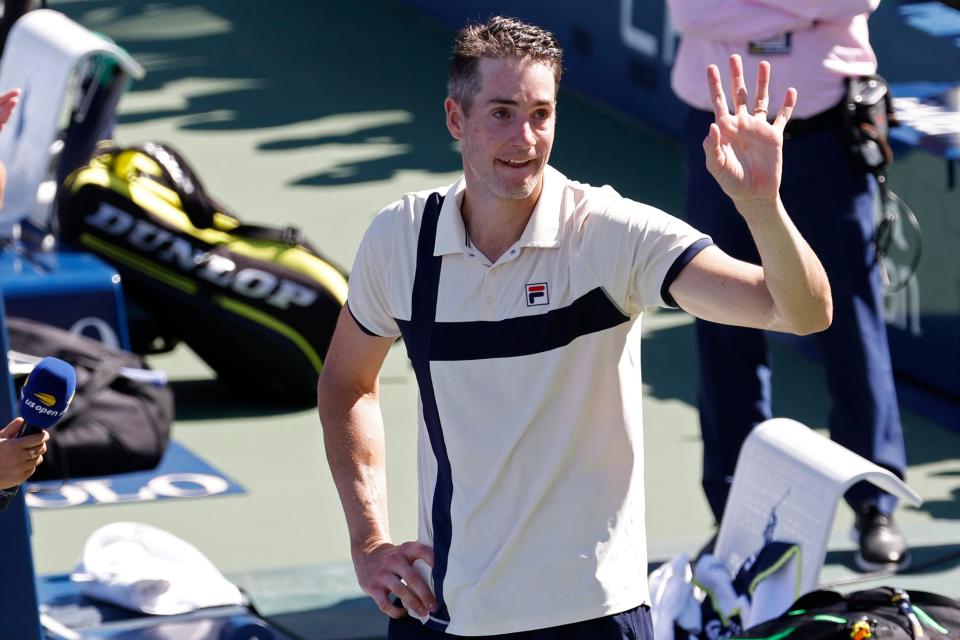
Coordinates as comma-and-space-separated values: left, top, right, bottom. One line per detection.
0, 357, 77, 511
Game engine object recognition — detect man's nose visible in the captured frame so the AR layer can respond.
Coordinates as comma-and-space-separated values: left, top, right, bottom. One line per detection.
513, 119, 537, 146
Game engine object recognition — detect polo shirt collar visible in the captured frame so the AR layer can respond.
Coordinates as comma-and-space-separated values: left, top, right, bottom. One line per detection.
433, 165, 564, 257
434, 176, 468, 256
519, 164, 562, 249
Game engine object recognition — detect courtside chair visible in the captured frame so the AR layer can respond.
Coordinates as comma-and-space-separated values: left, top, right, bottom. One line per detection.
713, 418, 921, 626
0, 8, 143, 240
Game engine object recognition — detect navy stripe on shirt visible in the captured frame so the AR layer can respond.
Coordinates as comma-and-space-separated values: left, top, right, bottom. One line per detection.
395, 193, 454, 630
660, 237, 714, 308
398, 287, 629, 361
347, 302, 380, 337
348, 242, 710, 343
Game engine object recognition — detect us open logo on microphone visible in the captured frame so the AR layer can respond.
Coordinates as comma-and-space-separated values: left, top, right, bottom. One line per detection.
525, 282, 549, 307
34, 393, 56, 407
24, 396, 64, 418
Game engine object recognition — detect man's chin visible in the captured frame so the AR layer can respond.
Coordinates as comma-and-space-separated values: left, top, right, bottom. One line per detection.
497, 177, 541, 201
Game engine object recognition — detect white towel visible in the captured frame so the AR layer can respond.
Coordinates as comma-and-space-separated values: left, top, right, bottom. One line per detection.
649, 553, 702, 640
71, 522, 244, 615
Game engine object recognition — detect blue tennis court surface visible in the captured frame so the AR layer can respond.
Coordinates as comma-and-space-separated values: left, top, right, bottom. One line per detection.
26, 441, 245, 510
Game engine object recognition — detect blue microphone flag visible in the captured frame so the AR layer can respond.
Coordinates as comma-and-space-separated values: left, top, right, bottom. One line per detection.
19, 356, 77, 429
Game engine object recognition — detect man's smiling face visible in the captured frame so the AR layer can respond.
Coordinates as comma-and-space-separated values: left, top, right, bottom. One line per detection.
446, 56, 557, 208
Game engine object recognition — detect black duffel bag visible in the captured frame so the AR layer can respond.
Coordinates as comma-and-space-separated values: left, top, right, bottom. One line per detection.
6, 317, 174, 480
57, 142, 349, 405
736, 587, 960, 640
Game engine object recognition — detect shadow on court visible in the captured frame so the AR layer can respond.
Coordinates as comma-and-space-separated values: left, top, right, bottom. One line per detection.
170, 379, 311, 421
60, 0, 685, 210
61, 0, 461, 186
266, 596, 386, 640
824, 542, 960, 578
640, 316, 960, 522
640, 315, 832, 429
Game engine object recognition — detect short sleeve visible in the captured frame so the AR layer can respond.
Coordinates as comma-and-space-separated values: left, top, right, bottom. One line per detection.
346, 205, 403, 338
579, 193, 712, 315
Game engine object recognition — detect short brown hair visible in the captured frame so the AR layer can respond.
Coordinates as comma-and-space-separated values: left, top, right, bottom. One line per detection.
448, 16, 563, 115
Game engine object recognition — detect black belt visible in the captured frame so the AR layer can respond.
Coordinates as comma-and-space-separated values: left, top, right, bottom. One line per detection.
782, 101, 845, 138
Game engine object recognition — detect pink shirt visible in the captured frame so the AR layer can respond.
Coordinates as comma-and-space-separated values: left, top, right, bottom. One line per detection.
669, 0, 880, 118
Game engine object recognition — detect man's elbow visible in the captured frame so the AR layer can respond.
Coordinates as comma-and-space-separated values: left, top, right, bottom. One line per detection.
798, 309, 832, 336
793, 295, 833, 336
317, 366, 375, 422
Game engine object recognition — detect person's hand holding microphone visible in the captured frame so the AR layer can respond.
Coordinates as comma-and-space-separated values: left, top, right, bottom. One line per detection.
0, 356, 76, 511
0, 417, 48, 489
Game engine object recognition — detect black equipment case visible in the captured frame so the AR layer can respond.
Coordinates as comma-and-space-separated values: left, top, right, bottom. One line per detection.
7, 317, 174, 480
736, 587, 960, 640
58, 143, 349, 404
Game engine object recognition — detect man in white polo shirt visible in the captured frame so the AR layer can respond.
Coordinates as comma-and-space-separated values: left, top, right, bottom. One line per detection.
318, 15, 832, 639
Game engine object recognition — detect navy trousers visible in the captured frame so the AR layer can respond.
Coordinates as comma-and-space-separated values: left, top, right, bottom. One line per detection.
387, 605, 653, 639
681, 108, 907, 521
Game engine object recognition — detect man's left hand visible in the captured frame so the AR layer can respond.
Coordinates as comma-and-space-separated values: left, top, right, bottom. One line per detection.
703, 55, 796, 206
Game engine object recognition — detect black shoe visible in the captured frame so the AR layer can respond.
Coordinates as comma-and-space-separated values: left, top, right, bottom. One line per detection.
853, 506, 911, 572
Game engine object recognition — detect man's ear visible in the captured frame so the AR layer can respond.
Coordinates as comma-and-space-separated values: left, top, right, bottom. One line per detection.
444, 97, 464, 140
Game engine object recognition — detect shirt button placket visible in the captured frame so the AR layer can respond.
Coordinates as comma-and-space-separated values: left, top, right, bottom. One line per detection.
482, 270, 496, 321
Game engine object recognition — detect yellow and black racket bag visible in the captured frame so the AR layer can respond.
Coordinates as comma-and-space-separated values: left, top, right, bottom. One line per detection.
58, 142, 348, 405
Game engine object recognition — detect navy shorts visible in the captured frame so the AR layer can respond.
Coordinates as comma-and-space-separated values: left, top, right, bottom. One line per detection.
387, 604, 653, 639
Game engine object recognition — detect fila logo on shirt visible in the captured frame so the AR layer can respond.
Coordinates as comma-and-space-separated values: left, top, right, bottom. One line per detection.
526, 282, 549, 306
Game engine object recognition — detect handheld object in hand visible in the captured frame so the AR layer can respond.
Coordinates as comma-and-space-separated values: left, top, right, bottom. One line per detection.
18, 356, 77, 436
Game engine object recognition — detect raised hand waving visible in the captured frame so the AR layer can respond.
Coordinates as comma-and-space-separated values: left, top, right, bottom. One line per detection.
703, 55, 797, 205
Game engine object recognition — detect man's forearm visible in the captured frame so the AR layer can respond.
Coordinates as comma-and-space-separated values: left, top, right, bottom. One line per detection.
737, 196, 833, 335
318, 380, 392, 554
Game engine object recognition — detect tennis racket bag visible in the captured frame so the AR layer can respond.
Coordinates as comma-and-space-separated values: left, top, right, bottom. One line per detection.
6, 316, 173, 480
57, 142, 349, 405
736, 587, 960, 640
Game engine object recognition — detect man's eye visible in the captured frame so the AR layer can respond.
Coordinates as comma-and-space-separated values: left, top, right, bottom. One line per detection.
493, 109, 509, 119
534, 109, 550, 119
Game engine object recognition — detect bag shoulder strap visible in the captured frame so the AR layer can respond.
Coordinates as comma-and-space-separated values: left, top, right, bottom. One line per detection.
227, 223, 349, 276
59, 355, 125, 419
137, 142, 218, 228
904, 590, 960, 610
98, 141, 220, 229
230, 223, 319, 253
791, 588, 960, 613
